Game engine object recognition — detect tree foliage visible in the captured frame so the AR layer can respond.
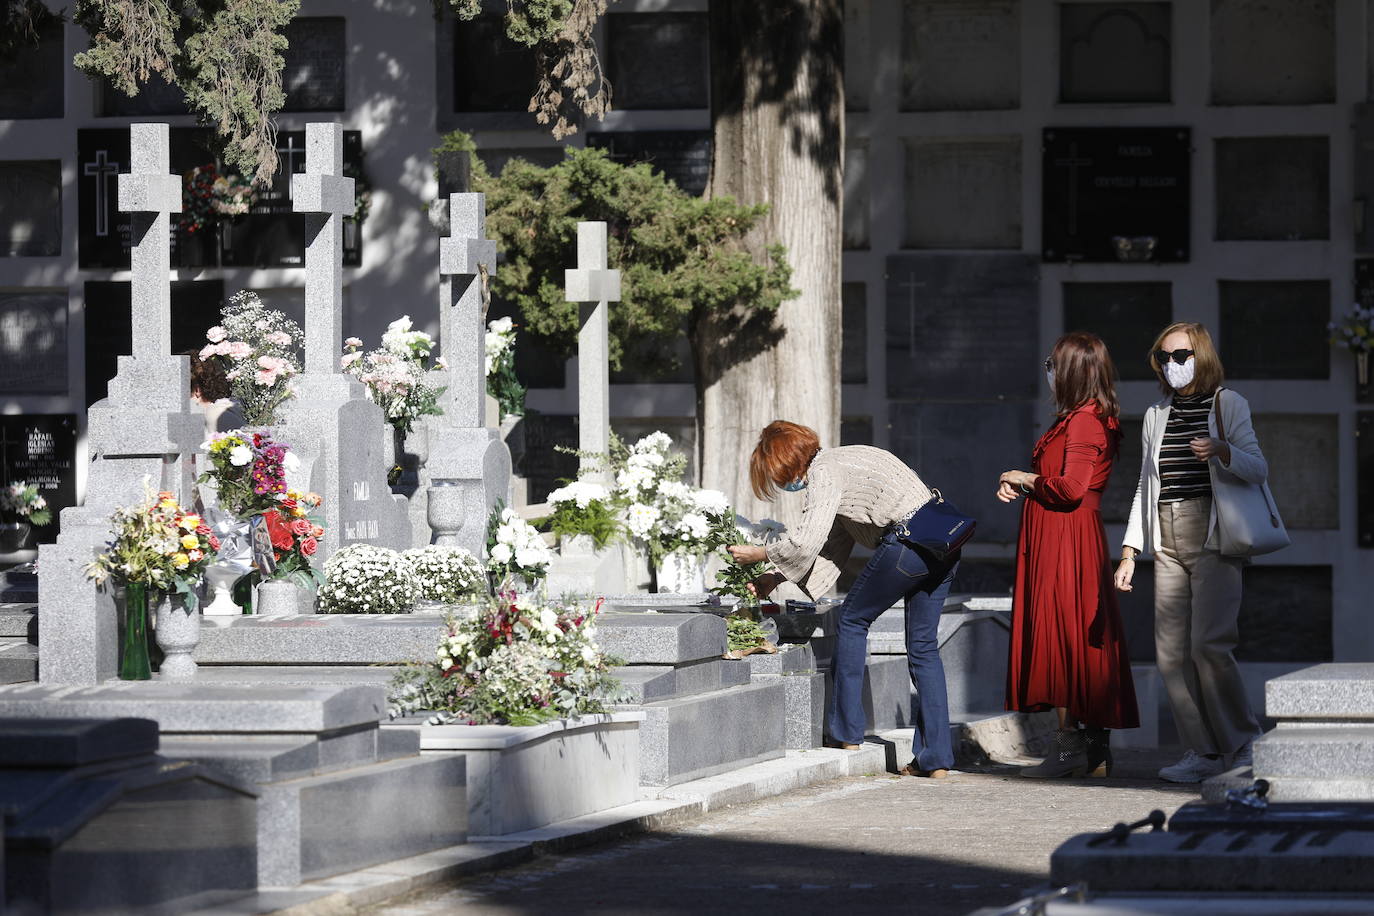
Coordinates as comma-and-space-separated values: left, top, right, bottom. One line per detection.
467, 142, 796, 377
0, 0, 64, 61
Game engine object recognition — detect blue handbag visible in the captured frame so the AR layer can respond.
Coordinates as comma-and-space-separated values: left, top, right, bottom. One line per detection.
893, 489, 976, 561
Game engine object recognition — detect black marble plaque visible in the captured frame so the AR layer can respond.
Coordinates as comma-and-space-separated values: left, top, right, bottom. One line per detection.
886, 253, 1040, 400
0, 20, 63, 119
0, 160, 61, 256
218, 130, 364, 268
1219, 280, 1330, 380
1359, 412, 1374, 548
1062, 282, 1172, 380
82, 280, 225, 407
282, 17, 346, 112
435, 150, 471, 199
452, 17, 540, 112
1059, 3, 1171, 103
1215, 137, 1329, 241
586, 131, 712, 197
0, 414, 77, 543
0, 292, 66, 394
97, 73, 191, 117
516, 413, 579, 504
1042, 127, 1190, 262
606, 12, 709, 110
842, 282, 868, 385
1237, 565, 1332, 662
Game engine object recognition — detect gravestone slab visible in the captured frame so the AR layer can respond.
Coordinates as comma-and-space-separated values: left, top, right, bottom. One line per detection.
606, 12, 709, 110
904, 136, 1021, 248
1043, 127, 1190, 262
0, 415, 77, 544
1360, 412, 1374, 548
1062, 282, 1172, 380
0, 19, 63, 119
1252, 413, 1339, 529
1237, 565, 1332, 662
452, 17, 539, 112
886, 253, 1040, 399
586, 131, 711, 196
841, 282, 868, 384
1354, 108, 1374, 254
1218, 280, 1330, 380
1215, 137, 1329, 241
1059, 2, 1171, 103
0, 293, 65, 393
888, 401, 1036, 544
844, 140, 870, 250
97, 73, 190, 117
282, 17, 346, 111
1211, 0, 1334, 105
0, 161, 61, 256
901, 0, 1019, 111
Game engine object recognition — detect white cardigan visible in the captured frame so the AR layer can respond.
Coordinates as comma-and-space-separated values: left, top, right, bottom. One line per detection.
1122, 388, 1269, 558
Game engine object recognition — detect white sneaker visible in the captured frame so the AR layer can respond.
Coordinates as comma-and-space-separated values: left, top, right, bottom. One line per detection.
1230, 737, 1256, 770
1158, 750, 1226, 784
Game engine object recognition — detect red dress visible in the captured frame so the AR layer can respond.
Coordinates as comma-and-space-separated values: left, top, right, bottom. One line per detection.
1006, 404, 1140, 730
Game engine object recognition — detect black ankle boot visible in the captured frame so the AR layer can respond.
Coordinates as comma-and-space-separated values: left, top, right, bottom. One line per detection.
1020, 729, 1089, 778
1082, 726, 1112, 778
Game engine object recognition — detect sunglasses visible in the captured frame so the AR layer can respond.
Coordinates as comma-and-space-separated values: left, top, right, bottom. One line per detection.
1043, 357, 1054, 372
1154, 348, 1194, 366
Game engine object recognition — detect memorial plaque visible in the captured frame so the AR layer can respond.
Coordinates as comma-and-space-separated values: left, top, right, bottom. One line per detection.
517, 413, 579, 504
1237, 565, 1332, 662
585, 131, 712, 197
845, 0, 872, 111
1359, 411, 1374, 548
0, 19, 63, 119
82, 280, 225, 407
282, 17, 346, 111
453, 17, 540, 112
844, 140, 870, 250
0, 292, 66, 394
606, 12, 709, 110
1355, 114, 1374, 255
97, 73, 191, 117
0, 414, 77, 543
219, 130, 364, 268
1252, 413, 1339, 530
886, 253, 1040, 399
1212, 0, 1333, 106
1042, 127, 1190, 262
889, 401, 1036, 544
905, 136, 1021, 249
901, 0, 1020, 111
78, 128, 215, 269
0, 160, 61, 256
1215, 137, 1329, 241
1059, 3, 1171, 103
1101, 416, 1144, 523
1218, 280, 1329, 380
842, 281, 867, 385
1062, 282, 1172, 380
840, 416, 873, 446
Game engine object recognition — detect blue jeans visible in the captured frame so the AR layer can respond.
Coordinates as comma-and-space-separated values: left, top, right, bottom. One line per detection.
827, 531, 957, 770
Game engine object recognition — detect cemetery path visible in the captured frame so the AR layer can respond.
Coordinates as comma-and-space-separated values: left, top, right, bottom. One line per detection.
364, 748, 1194, 916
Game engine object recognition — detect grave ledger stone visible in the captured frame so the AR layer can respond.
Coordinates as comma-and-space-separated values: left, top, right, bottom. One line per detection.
40, 123, 204, 685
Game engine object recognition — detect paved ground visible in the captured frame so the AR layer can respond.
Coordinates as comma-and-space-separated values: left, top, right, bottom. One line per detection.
364, 748, 1199, 916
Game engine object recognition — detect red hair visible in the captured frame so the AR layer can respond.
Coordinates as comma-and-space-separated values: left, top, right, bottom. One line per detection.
749, 421, 821, 501
1050, 332, 1120, 418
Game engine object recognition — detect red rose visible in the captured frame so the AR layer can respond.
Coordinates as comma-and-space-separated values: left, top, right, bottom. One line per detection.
196, 523, 211, 535
263, 511, 295, 551
290, 519, 312, 537
208, 535, 221, 551
300, 537, 318, 556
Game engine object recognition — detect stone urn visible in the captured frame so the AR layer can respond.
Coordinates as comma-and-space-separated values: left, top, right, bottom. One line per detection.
154, 593, 201, 679
202, 563, 243, 617
255, 579, 305, 617
655, 551, 707, 594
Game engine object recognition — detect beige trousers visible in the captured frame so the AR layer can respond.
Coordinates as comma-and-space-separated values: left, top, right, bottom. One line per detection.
1154, 498, 1259, 756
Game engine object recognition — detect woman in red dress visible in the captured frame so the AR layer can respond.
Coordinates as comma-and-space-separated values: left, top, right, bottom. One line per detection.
997, 332, 1139, 778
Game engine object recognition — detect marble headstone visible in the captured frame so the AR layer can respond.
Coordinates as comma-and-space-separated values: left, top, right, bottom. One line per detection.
1211, 0, 1334, 105
606, 12, 709, 110
901, 0, 1020, 111
566, 222, 622, 484
1218, 280, 1330, 379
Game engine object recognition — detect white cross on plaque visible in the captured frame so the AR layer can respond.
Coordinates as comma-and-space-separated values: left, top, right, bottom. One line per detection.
84, 150, 122, 238
1053, 141, 1094, 237
292, 123, 355, 376
116, 123, 182, 363
564, 221, 621, 478
438, 193, 497, 429
277, 133, 306, 199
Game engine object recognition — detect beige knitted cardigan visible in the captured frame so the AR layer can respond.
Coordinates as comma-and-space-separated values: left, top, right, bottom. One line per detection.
766, 445, 933, 599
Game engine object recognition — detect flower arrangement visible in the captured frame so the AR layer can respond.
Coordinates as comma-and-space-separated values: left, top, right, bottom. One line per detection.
258, 489, 325, 589
1329, 303, 1374, 355
540, 479, 619, 549
402, 545, 487, 604
708, 512, 785, 604
388, 595, 623, 726
486, 503, 552, 586
1, 481, 52, 527
180, 164, 258, 234
198, 430, 302, 517
317, 544, 420, 614
342, 316, 446, 435
485, 316, 525, 420
199, 291, 303, 427
85, 488, 219, 606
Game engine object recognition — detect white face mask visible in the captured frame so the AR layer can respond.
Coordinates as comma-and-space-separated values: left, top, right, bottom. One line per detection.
1045, 369, 1055, 392
1164, 357, 1196, 391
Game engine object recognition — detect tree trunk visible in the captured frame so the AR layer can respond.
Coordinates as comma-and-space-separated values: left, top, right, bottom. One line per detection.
697, 0, 844, 526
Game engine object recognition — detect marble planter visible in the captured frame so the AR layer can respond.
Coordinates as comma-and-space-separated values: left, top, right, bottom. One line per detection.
655, 551, 707, 594
399, 712, 645, 836
154, 594, 201, 679
255, 579, 308, 617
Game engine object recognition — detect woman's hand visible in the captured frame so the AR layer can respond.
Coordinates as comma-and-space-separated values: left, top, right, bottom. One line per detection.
997, 470, 1036, 503
1189, 437, 1231, 464
748, 571, 785, 598
727, 544, 767, 565
1113, 558, 1135, 592
996, 480, 1021, 503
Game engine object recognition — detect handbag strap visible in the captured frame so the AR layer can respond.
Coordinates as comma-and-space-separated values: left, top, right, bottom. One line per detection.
1213, 388, 1227, 442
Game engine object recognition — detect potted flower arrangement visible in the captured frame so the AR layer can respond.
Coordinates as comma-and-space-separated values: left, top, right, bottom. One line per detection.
317, 543, 419, 614
198, 291, 303, 427
540, 479, 619, 550
402, 545, 487, 609
85, 488, 219, 679
485, 316, 525, 421
1329, 302, 1374, 399
253, 488, 326, 616
486, 503, 552, 596
1, 480, 52, 552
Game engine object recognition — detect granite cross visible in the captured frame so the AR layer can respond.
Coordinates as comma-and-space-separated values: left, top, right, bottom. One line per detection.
564, 222, 621, 480
438, 193, 497, 428
291, 122, 355, 376
116, 123, 182, 366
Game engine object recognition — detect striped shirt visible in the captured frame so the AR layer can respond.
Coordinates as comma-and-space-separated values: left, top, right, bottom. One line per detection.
1158, 391, 1214, 502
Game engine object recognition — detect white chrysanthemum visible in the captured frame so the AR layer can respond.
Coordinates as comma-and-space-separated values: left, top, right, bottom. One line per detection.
692, 488, 730, 515
547, 480, 609, 510
677, 512, 710, 541
658, 480, 691, 503
624, 502, 661, 539
228, 445, 252, 467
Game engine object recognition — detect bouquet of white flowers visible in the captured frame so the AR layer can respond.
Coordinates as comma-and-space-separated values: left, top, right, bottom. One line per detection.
485, 316, 525, 419
317, 544, 419, 614
342, 316, 445, 435
542, 479, 619, 549
486, 504, 552, 586
402, 545, 486, 604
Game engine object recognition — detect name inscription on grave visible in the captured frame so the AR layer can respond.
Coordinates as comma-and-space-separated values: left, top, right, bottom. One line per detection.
0, 414, 77, 542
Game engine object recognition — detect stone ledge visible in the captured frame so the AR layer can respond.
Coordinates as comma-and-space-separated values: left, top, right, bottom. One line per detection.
1266, 664, 1374, 720
395, 711, 646, 751
196, 615, 448, 665
594, 611, 727, 665
1253, 725, 1374, 778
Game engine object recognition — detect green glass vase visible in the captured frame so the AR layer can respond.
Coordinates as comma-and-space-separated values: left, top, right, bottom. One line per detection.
120, 580, 152, 680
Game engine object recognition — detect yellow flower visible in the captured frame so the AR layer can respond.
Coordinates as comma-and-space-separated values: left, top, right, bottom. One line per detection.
179, 514, 202, 531
180, 534, 200, 550
159, 500, 178, 512
172, 553, 190, 569
292, 507, 307, 518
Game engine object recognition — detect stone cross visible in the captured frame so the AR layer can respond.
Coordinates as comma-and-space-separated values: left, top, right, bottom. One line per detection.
116, 123, 181, 365
291, 122, 354, 376
438, 193, 497, 428
564, 222, 621, 481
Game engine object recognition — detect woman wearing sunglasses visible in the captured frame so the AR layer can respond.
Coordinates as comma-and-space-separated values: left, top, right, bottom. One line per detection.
997, 332, 1139, 778
1114, 322, 1264, 783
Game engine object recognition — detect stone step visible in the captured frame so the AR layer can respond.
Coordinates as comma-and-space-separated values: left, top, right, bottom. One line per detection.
595, 611, 726, 665
0, 641, 37, 684
623, 679, 787, 787
611, 657, 749, 704
160, 725, 420, 785
1266, 663, 1374, 721
0, 603, 37, 638
1255, 726, 1374, 779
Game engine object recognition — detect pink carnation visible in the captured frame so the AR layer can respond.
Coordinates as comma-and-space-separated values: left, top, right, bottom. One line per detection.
344, 336, 363, 349
226, 341, 252, 359
266, 330, 292, 346
206, 325, 227, 343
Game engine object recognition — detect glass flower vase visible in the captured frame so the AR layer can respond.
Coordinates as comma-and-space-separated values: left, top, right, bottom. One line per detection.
120, 581, 152, 681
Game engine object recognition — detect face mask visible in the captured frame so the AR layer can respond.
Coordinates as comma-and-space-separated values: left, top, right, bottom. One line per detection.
781, 479, 807, 492
1164, 357, 1196, 391
1045, 369, 1055, 393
